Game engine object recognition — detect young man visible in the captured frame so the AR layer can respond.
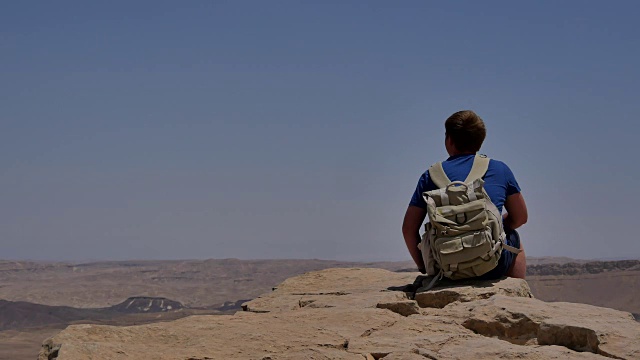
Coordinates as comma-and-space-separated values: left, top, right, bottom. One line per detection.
402, 110, 528, 279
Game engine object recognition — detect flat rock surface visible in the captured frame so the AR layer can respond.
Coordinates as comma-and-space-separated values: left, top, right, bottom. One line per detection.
414, 276, 534, 308
41, 268, 640, 360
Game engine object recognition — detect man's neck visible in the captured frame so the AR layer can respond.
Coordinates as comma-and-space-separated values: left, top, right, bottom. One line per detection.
448, 151, 476, 157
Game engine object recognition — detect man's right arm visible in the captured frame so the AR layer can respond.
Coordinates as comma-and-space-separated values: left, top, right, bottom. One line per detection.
402, 205, 427, 272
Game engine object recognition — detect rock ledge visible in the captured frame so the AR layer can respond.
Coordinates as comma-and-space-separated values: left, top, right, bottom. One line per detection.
40, 268, 640, 360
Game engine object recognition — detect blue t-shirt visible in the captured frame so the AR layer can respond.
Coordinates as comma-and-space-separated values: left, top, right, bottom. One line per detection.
409, 153, 522, 279
409, 154, 521, 213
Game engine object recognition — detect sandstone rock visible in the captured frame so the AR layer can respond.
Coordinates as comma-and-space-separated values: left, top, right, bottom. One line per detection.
376, 300, 420, 316
242, 268, 417, 313
414, 276, 533, 308
382, 352, 433, 360
41, 268, 640, 360
438, 295, 640, 359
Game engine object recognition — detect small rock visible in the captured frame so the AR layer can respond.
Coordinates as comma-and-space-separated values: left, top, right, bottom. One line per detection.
376, 300, 420, 316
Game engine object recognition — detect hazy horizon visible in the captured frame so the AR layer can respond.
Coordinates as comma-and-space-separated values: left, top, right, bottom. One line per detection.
3, 1, 640, 262
3, 255, 640, 265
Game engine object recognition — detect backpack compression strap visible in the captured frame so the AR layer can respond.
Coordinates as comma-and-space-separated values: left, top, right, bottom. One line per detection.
429, 154, 491, 188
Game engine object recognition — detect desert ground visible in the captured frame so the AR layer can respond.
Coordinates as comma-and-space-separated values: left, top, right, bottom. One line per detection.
1, 257, 638, 360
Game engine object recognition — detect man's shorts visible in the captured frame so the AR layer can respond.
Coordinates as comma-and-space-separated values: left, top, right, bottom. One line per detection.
477, 229, 521, 280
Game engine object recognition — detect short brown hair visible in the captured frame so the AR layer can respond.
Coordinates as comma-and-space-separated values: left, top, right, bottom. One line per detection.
445, 110, 486, 153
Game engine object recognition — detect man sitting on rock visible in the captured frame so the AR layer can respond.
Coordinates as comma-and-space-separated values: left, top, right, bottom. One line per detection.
402, 110, 528, 279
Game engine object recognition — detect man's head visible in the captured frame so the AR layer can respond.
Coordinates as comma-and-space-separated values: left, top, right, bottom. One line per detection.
444, 110, 486, 154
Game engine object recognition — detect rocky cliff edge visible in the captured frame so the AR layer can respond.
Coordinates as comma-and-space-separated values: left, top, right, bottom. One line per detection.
40, 268, 640, 360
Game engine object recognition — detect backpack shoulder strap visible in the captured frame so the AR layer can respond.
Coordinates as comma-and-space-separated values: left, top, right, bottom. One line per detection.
428, 162, 451, 188
464, 154, 490, 183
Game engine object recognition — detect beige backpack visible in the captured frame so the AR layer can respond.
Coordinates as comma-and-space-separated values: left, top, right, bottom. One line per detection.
418, 154, 520, 289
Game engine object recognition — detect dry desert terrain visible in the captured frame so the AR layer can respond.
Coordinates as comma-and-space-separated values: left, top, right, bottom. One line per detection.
1, 258, 638, 359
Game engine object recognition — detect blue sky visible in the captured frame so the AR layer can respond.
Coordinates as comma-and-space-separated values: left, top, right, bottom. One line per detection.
2, 1, 639, 261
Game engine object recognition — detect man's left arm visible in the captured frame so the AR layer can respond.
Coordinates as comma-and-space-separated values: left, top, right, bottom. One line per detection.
501, 163, 527, 230
503, 192, 528, 230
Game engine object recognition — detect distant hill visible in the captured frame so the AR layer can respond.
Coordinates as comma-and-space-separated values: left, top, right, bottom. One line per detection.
109, 296, 184, 313
0, 296, 233, 332
526, 260, 640, 315
527, 259, 640, 276
0, 300, 107, 331
525, 256, 591, 266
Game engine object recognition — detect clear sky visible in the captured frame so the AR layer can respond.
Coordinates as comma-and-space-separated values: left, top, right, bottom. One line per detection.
2, 1, 639, 261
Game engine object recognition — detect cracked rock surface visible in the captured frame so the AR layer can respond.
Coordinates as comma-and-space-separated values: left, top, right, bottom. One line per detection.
40, 268, 640, 360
